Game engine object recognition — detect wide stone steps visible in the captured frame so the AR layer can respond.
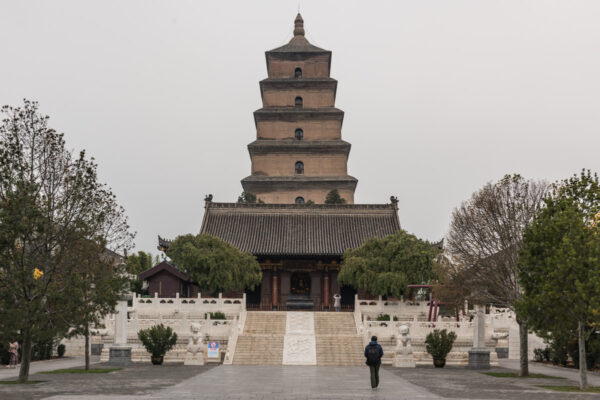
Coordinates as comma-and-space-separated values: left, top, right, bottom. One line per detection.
242, 312, 286, 335
314, 313, 357, 335
316, 335, 364, 366
232, 311, 363, 366
232, 335, 284, 365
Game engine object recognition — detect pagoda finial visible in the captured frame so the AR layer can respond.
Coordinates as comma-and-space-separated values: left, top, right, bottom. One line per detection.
294, 13, 305, 37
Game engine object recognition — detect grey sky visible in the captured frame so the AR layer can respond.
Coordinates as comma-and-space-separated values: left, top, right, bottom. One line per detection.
2, 1, 599, 255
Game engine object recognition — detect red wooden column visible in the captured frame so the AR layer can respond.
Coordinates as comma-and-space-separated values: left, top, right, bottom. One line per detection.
323, 273, 330, 309
272, 273, 279, 310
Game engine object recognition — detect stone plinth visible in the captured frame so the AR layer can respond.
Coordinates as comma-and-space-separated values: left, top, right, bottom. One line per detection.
468, 348, 490, 369
393, 354, 416, 368
108, 345, 132, 366
495, 347, 508, 359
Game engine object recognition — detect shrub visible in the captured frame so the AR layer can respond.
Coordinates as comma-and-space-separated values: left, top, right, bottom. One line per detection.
376, 314, 390, 321
57, 344, 66, 358
425, 329, 457, 361
393, 316, 398, 321
533, 348, 545, 362
137, 324, 178, 358
206, 312, 226, 320
32, 339, 54, 361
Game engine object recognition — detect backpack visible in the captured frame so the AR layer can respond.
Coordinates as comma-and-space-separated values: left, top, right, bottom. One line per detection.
366, 344, 380, 365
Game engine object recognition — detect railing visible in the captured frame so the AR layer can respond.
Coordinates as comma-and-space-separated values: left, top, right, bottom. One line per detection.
223, 309, 246, 365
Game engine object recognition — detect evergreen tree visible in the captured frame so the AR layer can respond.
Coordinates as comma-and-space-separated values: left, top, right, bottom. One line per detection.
338, 231, 439, 298
324, 189, 346, 204
167, 234, 261, 293
518, 170, 600, 390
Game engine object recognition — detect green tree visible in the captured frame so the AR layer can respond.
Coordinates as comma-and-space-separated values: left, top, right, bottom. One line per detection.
0, 100, 134, 382
66, 243, 128, 371
125, 251, 159, 295
445, 174, 548, 376
518, 170, 600, 390
166, 234, 261, 293
237, 192, 264, 204
125, 251, 160, 275
338, 231, 439, 298
325, 189, 346, 204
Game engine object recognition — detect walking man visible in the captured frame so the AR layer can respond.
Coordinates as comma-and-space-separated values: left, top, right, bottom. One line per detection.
333, 293, 341, 312
364, 335, 383, 389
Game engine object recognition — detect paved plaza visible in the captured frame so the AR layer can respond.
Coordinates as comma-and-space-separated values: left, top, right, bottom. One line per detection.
3, 360, 600, 399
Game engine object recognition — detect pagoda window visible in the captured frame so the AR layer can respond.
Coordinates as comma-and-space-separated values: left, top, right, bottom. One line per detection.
295, 197, 305, 204
295, 96, 303, 108
295, 161, 304, 175
295, 128, 303, 140
295, 67, 302, 78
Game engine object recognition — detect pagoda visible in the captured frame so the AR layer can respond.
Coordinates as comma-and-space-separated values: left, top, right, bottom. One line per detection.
241, 14, 357, 204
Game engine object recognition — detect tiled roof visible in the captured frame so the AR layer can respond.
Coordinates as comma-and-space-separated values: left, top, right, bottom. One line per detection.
199, 202, 401, 257
139, 260, 190, 281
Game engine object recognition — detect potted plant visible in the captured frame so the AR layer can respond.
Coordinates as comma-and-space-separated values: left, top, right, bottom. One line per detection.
137, 324, 178, 365
425, 329, 457, 368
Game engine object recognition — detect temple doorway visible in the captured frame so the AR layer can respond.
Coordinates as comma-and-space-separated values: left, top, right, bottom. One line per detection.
340, 284, 356, 307
290, 271, 311, 295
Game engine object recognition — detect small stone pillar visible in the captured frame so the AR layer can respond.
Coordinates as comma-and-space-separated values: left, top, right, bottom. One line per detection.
393, 325, 415, 368
468, 305, 490, 369
184, 322, 205, 365
109, 294, 133, 366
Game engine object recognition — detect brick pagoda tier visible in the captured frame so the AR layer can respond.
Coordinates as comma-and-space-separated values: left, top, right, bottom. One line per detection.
241, 14, 358, 204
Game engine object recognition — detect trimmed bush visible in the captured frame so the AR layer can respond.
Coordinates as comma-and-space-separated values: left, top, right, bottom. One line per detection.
206, 311, 226, 320
57, 344, 66, 358
425, 329, 457, 365
137, 324, 178, 358
376, 314, 390, 321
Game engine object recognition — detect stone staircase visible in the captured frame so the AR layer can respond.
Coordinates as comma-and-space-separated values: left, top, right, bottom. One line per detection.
232, 311, 363, 366
314, 312, 364, 366
232, 312, 285, 365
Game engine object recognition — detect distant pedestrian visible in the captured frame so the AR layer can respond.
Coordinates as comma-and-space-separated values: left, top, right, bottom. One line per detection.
333, 293, 341, 312
364, 336, 383, 390
8, 341, 18, 368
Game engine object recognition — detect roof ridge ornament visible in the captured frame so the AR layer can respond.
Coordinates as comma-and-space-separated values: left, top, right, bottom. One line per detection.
294, 13, 305, 37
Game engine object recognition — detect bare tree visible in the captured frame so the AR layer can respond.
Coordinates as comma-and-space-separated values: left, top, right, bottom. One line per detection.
445, 174, 548, 376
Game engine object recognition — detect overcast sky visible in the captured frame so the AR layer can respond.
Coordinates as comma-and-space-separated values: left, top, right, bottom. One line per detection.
2, 1, 599, 255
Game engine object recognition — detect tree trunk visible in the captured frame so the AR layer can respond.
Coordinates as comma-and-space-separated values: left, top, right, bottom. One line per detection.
518, 319, 529, 377
578, 320, 588, 390
18, 328, 33, 383
85, 323, 90, 371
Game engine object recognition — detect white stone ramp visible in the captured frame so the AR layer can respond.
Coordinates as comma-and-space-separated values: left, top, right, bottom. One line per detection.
282, 312, 316, 365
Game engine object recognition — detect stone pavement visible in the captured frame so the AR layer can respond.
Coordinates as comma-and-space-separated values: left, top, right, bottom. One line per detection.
1, 363, 212, 400
498, 359, 600, 385
0, 356, 100, 380
45, 365, 440, 400
4, 363, 600, 400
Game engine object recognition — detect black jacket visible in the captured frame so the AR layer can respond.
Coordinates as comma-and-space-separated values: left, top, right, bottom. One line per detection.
364, 341, 384, 366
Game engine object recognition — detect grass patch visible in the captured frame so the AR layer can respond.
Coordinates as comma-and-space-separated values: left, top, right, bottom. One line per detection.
0, 380, 45, 385
483, 372, 564, 379
40, 368, 121, 374
538, 385, 600, 393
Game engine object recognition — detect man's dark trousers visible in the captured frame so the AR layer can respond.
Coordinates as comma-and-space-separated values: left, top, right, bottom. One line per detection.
369, 364, 380, 388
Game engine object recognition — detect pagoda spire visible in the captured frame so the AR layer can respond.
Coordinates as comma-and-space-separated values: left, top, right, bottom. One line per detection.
294, 13, 305, 37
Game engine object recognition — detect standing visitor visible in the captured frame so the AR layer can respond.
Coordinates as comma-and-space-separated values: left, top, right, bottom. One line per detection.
333, 293, 341, 312
8, 341, 18, 368
364, 336, 383, 390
